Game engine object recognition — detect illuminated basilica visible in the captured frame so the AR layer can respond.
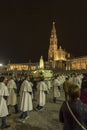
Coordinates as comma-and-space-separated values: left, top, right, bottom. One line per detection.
48, 22, 70, 69
48, 22, 69, 62
4, 22, 87, 72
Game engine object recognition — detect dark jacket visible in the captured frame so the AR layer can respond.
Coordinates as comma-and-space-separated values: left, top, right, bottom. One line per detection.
59, 99, 87, 130
80, 89, 87, 105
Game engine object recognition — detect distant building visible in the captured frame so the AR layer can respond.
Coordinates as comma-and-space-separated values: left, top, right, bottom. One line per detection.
7, 63, 38, 72
48, 22, 70, 69
66, 56, 87, 70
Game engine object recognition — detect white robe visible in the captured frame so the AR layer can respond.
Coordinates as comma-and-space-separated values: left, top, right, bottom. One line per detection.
20, 80, 33, 112
0, 82, 9, 117
53, 79, 60, 98
7, 79, 17, 105
36, 81, 48, 106
45, 80, 52, 90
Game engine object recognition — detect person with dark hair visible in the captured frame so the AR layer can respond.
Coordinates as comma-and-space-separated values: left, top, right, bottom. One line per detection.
0, 76, 10, 129
59, 84, 87, 130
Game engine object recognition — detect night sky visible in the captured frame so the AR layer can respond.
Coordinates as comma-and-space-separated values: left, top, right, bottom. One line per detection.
0, 0, 87, 64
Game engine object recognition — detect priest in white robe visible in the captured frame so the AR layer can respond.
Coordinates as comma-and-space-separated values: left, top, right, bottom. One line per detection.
19, 75, 33, 120
7, 76, 19, 113
36, 76, 48, 110
0, 76, 10, 129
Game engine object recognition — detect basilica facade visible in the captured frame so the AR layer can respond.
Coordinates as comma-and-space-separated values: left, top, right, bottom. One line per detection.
48, 22, 69, 62
48, 22, 70, 69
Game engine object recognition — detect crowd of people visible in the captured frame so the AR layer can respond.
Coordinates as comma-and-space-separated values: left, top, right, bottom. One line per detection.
0, 71, 87, 129
0, 73, 50, 129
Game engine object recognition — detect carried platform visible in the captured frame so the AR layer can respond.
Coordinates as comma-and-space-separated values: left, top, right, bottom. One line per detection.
30, 69, 53, 81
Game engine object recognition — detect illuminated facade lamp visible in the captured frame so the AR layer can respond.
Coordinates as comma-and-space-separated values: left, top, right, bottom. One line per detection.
0, 63, 3, 67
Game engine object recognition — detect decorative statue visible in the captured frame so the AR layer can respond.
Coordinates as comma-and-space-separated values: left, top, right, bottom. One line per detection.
39, 56, 44, 69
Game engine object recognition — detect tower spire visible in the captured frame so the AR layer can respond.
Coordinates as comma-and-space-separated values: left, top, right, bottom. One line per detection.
51, 21, 57, 38
48, 22, 58, 61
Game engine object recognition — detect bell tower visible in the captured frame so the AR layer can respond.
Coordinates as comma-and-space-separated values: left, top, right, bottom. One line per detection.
48, 22, 58, 61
